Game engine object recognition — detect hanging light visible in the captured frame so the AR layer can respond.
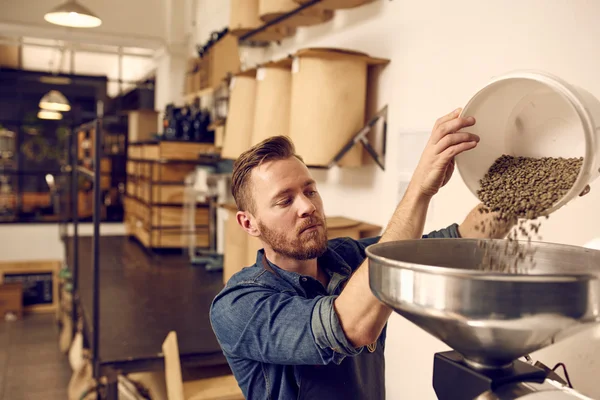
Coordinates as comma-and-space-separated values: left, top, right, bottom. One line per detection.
39, 90, 71, 112
44, 0, 102, 28
38, 110, 63, 120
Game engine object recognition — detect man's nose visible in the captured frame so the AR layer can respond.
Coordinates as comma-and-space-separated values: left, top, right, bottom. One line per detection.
298, 194, 316, 217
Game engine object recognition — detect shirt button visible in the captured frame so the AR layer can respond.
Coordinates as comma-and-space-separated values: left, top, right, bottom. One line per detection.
301, 277, 308, 282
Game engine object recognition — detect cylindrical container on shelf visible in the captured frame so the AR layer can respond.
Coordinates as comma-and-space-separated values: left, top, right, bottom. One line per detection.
456, 70, 600, 215
251, 57, 293, 146
294, 0, 377, 10
230, 0, 297, 41
259, 0, 333, 27
229, 0, 262, 36
221, 69, 258, 160
288, 47, 389, 167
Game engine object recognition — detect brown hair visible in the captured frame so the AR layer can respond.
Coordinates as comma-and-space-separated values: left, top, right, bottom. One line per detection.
231, 135, 303, 212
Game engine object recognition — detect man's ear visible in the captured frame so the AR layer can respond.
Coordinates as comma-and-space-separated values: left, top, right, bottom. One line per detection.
236, 211, 260, 238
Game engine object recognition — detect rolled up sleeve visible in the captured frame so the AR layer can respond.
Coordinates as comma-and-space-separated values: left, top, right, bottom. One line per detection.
423, 223, 461, 238
312, 295, 363, 363
210, 283, 358, 366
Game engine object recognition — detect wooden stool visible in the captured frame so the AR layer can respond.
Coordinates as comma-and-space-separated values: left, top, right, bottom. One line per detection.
162, 331, 245, 400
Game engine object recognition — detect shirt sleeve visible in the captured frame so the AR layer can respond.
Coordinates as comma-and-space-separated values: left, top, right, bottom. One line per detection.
423, 223, 461, 238
352, 222, 461, 250
210, 283, 362, 366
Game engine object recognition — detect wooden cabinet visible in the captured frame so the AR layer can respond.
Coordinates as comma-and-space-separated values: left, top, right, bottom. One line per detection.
125, 141, 219, 250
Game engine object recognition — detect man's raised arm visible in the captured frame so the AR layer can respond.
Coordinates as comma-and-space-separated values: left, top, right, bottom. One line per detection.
333, 108, 480, 348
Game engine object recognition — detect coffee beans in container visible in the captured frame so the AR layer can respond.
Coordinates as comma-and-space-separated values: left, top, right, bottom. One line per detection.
474, 154, 584, 273
478, 155, 583, 220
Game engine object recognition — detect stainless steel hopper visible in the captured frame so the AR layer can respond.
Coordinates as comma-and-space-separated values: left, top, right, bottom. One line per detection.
366, 239, 600, 370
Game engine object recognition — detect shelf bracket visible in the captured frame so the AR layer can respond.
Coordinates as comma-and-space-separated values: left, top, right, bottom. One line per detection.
326, 105, 388, 171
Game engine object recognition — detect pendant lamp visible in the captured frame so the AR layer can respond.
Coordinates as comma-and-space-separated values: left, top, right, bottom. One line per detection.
44, 0, 102, 28
39, 90, 71, 112
38, 110, 63, 120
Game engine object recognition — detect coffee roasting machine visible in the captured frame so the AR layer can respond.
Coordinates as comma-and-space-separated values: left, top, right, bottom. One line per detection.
366, 238, 600, 399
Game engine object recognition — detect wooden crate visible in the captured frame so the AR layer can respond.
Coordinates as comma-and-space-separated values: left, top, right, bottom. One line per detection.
128, 110, 159, 142
126, 192, 208, 227
129, 140, 218, 161
150, 205, 208, 228
125, 141, 218, 250
125, 194, 210, 249
138, 182, 186, 204
128, 144, 143, 159
150, 163, 197, 182
0, 260, 61, 314
126, 212, 210, 249
144, 142, 218, 161
0, 283, 23, 319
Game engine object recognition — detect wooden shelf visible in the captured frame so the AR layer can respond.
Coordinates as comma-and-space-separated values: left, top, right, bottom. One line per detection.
124, 141, 219, 250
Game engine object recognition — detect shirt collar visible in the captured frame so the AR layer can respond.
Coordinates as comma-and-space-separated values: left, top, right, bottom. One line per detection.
255, 244, 353, 282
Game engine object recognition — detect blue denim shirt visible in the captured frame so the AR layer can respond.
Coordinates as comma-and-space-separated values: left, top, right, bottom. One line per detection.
210, 223, 461, 399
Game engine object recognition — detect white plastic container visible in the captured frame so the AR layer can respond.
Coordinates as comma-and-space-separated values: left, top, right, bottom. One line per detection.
456, 70, 600, 215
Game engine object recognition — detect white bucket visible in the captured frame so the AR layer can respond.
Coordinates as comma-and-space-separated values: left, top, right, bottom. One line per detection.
456, 70, 600, 215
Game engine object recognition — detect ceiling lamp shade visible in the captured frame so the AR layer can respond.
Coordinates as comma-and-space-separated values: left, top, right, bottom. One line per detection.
44, 0, 102, 28
39, 90, 71, 112
38, 110, 63, 120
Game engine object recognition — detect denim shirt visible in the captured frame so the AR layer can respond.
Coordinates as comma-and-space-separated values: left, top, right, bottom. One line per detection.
210, 223, 461, 399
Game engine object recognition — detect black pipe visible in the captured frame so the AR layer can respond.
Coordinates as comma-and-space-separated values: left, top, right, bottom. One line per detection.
91, 101, 104, 382
71, 122, 79, 330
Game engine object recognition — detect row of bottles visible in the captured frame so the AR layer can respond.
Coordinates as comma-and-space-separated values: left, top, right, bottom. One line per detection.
161, 103, 215, 143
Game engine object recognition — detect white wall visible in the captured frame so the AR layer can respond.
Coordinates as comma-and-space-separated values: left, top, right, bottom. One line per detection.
189, 0, 600, 398
154, 0, 191, 130
0, 223, 126, 262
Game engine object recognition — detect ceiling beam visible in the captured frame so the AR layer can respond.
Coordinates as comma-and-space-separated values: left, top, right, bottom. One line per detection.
0, 37, 155, 58
0, 20, 165, 50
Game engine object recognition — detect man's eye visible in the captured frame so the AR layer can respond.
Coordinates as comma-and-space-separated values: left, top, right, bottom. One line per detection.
277, 199, 291, 206
306, 190, 317, 197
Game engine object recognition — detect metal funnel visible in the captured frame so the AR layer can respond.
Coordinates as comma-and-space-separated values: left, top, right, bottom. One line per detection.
366, 239, 600, 369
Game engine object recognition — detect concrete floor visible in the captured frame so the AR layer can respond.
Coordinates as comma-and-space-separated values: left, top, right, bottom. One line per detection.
0, 313, 71, 400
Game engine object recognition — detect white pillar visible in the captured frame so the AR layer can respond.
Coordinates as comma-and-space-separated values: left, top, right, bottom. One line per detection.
153, 0, 189, 132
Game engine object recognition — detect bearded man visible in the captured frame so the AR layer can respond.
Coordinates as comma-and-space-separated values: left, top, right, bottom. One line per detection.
210, 109, 514, 399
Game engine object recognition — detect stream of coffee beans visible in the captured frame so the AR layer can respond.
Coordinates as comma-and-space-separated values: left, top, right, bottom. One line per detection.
475, 155, 583, 273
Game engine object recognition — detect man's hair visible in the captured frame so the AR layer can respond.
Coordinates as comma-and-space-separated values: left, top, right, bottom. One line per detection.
231, 135, 303, 213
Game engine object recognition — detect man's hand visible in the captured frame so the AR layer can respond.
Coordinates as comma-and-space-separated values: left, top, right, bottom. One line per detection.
410, 108, 480, 198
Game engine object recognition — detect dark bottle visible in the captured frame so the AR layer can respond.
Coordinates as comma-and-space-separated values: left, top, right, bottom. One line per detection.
180, 106, 192, 141
163, 104, 177, 140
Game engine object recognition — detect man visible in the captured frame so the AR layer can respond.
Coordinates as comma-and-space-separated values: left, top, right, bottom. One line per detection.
210, 108, 515, 399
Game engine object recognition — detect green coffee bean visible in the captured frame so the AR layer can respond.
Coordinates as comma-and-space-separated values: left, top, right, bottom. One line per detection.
475, 155, 583, 273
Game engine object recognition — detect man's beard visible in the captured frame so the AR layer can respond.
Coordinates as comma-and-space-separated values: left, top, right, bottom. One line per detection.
257, 217, 328, 260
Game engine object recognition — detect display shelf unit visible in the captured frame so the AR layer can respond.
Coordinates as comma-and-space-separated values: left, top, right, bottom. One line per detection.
76, 115, 128, 222
63, 108, 231, 399
124, 140, 221, 251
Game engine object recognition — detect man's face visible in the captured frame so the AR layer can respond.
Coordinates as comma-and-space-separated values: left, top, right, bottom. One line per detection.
248, 157, 328, 260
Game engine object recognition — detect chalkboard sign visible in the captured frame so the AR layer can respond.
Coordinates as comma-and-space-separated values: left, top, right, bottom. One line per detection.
3, 272, 53, 306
